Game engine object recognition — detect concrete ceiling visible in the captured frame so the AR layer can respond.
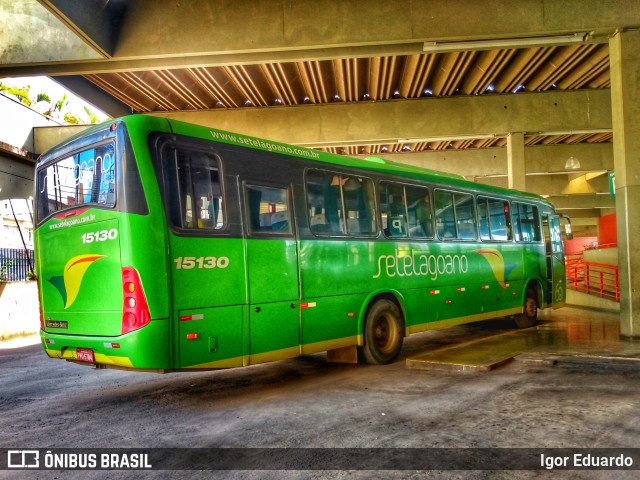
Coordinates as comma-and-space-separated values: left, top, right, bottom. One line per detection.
2, 0, 636, 235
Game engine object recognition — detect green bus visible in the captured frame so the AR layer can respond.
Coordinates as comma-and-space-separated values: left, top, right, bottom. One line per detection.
35, 115, 571, 372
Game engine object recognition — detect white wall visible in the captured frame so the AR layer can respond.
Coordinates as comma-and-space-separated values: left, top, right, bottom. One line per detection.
0, 282, 39, 339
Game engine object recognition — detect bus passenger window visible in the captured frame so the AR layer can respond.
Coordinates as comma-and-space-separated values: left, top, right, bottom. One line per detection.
380, 183, 407, 238
454, 193, 476, 240
246, 185, 290, 234
478, 196, 510, 241
306, 170, 376, 236
306, 171, 342, 234
407, 186, 433, 238
477, 198, 491, 240
513, 202, 541, 242
342, 177, 376, 235
435, 190, 456, 239
488, 198, 511, 241
434, 190, 477, 240
164, 147, 224, 232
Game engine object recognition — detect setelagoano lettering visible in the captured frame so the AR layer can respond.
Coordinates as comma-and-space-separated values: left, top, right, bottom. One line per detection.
373, 250, 469, 280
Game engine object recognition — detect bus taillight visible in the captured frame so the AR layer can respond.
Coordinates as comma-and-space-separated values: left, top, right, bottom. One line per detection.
37, 280, 44, 330
121, 267, 151, 335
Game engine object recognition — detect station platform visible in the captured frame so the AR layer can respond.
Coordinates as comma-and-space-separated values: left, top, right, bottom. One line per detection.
406, 303, 640, 374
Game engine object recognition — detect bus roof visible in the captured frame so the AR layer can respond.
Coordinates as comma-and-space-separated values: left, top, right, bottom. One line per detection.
147, 115, 548, 206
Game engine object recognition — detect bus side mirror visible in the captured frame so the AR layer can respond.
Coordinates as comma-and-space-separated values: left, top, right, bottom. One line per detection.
560, 215, 573, 240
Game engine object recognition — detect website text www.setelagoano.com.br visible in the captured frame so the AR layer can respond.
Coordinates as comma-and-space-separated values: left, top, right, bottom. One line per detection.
210, 131, 321, 159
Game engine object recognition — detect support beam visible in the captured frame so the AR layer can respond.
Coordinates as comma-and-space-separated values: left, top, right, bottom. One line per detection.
545, 195, 615, 210
39, 0, 127, 57
610, 30, 640, 337
10, 0, 635, 74
507, 132, 525, 190
382, 143, 613, 179
152, 90, 612, 146
6, 0, 640, 76
565, 216, 600, 227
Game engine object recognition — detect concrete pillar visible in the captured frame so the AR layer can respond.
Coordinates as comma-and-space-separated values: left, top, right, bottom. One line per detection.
507, 132, 526, 191
610, 30, 640, 337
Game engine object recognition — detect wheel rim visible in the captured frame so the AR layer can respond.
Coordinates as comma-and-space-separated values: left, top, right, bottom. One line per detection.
372, 313, 397, 353
524, 298, 537, 318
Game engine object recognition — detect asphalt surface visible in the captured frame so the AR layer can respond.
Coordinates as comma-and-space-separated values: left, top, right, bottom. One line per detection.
1, 307, 640, 479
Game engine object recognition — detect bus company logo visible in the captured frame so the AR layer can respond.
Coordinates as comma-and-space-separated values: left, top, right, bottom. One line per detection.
475, 248, 512, 287
373, 250, 469, 280
49, 254, 105, 309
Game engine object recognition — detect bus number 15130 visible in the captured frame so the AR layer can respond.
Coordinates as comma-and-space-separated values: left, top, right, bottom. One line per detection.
173, 256, 230, 270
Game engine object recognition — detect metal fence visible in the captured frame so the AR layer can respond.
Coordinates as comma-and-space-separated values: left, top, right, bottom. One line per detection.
566, 254, 620, 302
0, 248, 35, 282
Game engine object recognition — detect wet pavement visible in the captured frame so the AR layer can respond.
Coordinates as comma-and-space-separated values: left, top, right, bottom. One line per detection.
406, 306, 640, 373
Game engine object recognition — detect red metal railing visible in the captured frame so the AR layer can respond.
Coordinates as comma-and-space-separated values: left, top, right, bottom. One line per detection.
566, 255, 584, 290
566, 255, 619, 302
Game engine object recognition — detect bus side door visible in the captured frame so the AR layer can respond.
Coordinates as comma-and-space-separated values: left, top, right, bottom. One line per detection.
543, 214, 566, 307
243, 183, 301, 364
162, 146, 246, 370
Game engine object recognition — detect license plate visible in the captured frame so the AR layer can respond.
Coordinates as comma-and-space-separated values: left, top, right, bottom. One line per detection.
76, 348, 95, 363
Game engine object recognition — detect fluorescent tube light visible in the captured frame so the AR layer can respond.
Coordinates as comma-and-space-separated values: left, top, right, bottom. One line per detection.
423, 33, 590, 53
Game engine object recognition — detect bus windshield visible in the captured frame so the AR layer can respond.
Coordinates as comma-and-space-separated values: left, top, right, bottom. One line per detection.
36, 142, 116, 223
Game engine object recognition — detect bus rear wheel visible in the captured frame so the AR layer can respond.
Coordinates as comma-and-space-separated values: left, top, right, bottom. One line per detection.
359, 299, 404, 365
514, 289, 538, 328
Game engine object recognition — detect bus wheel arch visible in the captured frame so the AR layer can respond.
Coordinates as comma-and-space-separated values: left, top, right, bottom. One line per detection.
358, 293, 405, 365
514, 281, 542, 329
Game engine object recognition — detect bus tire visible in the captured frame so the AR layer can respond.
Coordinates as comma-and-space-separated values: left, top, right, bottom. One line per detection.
514, 289, 538, 328
359, 299, 404, 365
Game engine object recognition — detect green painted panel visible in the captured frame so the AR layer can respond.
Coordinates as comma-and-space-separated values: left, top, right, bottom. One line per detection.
249, 301, 299, 356
247, 239, 298, 304
300, 294, 364, 346
178, 305, 244, 368
38, 216, 122, 336
169, 236, 248, 309
246, 238, 300, 359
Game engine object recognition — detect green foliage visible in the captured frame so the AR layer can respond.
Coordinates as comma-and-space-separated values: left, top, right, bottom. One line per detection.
1, 81, 103, 124
0, 83, 32, 106
63, 112, 80, 124
54, 93, 68, 113
84, 106, 100, 124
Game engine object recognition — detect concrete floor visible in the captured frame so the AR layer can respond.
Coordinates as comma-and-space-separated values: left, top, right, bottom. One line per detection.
2, 305, 640, 479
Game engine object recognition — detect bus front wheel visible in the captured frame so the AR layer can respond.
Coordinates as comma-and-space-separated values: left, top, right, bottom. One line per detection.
514, 289, 538, 328
359, 299, 404, 365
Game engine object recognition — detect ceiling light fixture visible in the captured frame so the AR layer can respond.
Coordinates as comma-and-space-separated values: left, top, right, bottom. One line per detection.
565, 156, 581, 170
423, 32, 591, 53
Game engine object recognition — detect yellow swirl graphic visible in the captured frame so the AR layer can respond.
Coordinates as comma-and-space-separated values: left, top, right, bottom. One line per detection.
62, 254, 105, 309
475, 248, 506, 287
